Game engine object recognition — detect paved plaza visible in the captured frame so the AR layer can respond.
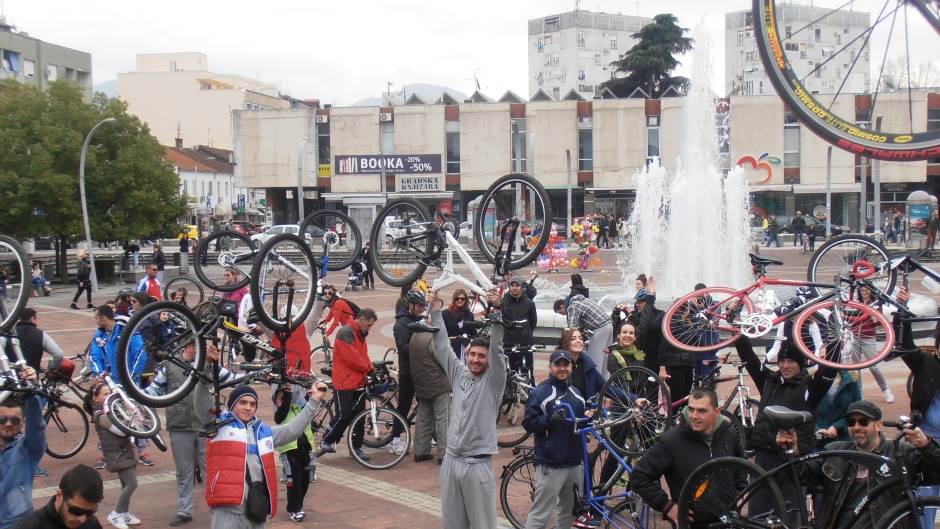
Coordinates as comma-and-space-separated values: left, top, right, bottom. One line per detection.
25, 245, 923, 528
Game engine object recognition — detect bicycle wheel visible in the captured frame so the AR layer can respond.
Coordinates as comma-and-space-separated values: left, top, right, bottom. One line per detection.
474, 173, 552, 269
604, 496, 672, 529
369, 198, 432, 288
793, 300, 894, 369
44, 399, 89, 459
663, 287, 755, 352
152, 432, 168, 452
250, 233, 317, 332
163, 275, 205, 307
906, 371, 914, 399
753, 0, 940, 161
311, 396, 335, 440
499, 451, 536, 529
106, 393, 161, 437
116, 301, 205, 408
0, 235, 29, 333
589, 445, 631, 509
348, 407, 410, 469
874, 496, 940, 529
599, 366, 673, 458
69, 343, 94, 397
194, 230, 255, 292
497, 382, 531, 448
807, 235, 894, 298
676, 457, 786, 529
299, 209, 362, 272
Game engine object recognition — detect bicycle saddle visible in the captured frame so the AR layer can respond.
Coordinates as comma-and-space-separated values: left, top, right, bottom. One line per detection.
407, 321, 440, 334
372, 360, 395, 367
764, 405, 814, 430
750, 253, 783, 266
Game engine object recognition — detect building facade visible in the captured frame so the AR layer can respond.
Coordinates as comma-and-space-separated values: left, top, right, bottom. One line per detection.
118, 52, 290, 150
528, 10, 650, 100
234, 91, 940, 236
725, 5, 870, 97
0, 16, 92, 100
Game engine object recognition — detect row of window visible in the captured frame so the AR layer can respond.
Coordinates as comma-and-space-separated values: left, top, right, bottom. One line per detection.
1, 48, 88, 85
181, 178, 240, 198
536, 31, 619, 52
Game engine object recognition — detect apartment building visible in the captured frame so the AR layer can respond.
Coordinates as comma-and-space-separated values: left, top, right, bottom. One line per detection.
0, 16, 92, 100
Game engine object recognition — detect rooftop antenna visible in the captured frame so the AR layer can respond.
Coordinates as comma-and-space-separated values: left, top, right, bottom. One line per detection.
386, 81, 393, 97
574, 0, 581, 12
466, 68, 481, 91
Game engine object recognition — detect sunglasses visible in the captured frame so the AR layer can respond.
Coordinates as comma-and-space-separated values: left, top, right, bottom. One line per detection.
456, 297, 467, 301
66, 502, 98, 517
846, 417, 872, 427
0, 416, 22, 426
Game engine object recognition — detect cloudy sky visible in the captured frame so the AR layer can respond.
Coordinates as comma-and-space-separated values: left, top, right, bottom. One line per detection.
4, 0, 934, 105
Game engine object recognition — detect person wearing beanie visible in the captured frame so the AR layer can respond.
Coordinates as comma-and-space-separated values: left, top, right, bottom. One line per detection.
199, 341, 329, 528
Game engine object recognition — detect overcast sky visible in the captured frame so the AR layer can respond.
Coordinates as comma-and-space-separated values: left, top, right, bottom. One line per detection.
3, 0, 935, 106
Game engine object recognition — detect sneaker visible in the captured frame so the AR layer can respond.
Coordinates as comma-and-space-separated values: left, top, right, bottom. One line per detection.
572, 513, 601, 528
884, 388, 895, 403
169, 515, 192, 526
287, 512, 306, 522
107, 511, 129, 529
70, 303, 80, 310
352, 448, 372, 461
388, 437, 406, 455
35, 467, 49, 477
123, 513, 142, 526
138, 455, 155, 466
309, 464, 317, 483
316, 443, 336, 457
94, 460, 106, 470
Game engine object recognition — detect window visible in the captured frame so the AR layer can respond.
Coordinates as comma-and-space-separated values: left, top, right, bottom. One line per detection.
511, 118, 526, 173
183, 180, 188, 195
446, 121, 460, 174
23, 59, 35, 78
759, 80, 764, 94
559, 33, 567, 48
745, 11, 753, 27
835, 32, 841, 45
785, 42, 799, 52
578, 128, 593, 171
646, 116, 660, 162
814, 28, 821, 42
610, 36, 617, 49
46, 64, 57, 81
579, 84, 594, 93
577, 32, 585, 48
784, 112, 800, 169
552, 87, 560, 100
317, 122, 330, 165
544, 16, 559, 32
785, 26, 792, 39
737, 32, 743, 46
1, 50, 21, 72
380, 121, 394, 155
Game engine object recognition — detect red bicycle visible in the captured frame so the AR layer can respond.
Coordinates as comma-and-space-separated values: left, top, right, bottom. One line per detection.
661, 260, 895, 369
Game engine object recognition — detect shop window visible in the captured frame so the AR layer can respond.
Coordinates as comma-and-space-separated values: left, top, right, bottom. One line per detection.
784, 112, 800, 169
578, 128, 593, 171
317, 123, 330, 165
511, 118, 526, 173
646, 116, 660, 163
446, 121, 460, 174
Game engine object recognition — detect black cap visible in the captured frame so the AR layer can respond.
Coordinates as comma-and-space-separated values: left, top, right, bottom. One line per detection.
550, 350, 574, 364
845, 400, 882, 420
509, 277, 523, 285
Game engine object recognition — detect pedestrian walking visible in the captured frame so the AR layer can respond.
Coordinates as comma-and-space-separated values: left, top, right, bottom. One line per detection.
766, 215, 781, 248
152, 244, 166, 284
359, 241, 375, 289
70, 250, 93, 310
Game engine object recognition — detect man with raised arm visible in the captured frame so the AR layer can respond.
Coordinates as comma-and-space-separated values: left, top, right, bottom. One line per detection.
427, 289, 506, 529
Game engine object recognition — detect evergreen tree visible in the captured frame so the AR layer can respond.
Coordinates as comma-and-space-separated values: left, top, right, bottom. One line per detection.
601, 14, 694, 98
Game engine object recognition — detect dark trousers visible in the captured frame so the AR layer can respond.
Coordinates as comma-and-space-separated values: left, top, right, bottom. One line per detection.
507, 348, 534, 384
284, 448, 311, 513
753, 448, 805, 527
72, 280, 92, 304
666, 366, 693, 404
393, 372, 415, 436
363, 267, 374, 289
322, 389, 365, 448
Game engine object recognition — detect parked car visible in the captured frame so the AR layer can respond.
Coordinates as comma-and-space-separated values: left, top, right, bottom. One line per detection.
382, 217, 426, 243
231, 221, 262, 236
250, 224, 308, 247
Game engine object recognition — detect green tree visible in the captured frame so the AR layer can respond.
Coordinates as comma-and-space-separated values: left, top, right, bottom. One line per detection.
0, 80, 187, 280
600, 14, 693, 98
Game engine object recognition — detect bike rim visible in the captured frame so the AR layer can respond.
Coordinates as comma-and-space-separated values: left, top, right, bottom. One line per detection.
601, 367, 672, 456
754, 0, 940, 160
793, 300, 894, 369
476, 175, 551, 269
500, 456, 536, 529
164, 276, 206, 308
252, 234, 316, 331
351, 408, 409, 469
371, 200, 431, 286
44, 405, 88, 458
111, 398, 158, 434
195, 231, 255, 292
809, 236, 893, 297
0, 237, 28, 332
300, 210, 362, 271
664, 287, 755, 352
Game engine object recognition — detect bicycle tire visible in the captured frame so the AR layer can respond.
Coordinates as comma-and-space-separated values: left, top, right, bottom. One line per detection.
605, 496, 674, 529
753, 0, 940, 161
249, 233, 317, 332
311, 397, 334, 440
44, 399, 89, 459
497, 380, 531, 448
116, 301, 205, 408
368, 197, 432, 288
473, 173, 553, 269
299, 209, 362, 271
599, 365, 674, 458
152, 432, 168, 452
0, 235, 30, 333
807, 235, 895, 298
589, 444, 631, 507
194, 230, 255, 292
499, 451, 536, 529
873, 495, 940, 529
663, 287, 755, 352
348, 406, 410, 470
163, 275, 206, 307
906, 371, 914, 400
676, 456, 786, 529
793, 300, 895, 369
106, 393, 161, 437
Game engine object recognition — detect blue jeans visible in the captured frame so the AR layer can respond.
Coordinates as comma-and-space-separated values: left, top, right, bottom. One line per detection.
767, 233, 780, 247
917, 485, 939, 529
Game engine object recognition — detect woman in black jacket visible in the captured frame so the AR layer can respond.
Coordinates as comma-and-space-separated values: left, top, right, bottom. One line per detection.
152, 244, 166, 284
442, 289, 474, 358
70, 250, 93, 310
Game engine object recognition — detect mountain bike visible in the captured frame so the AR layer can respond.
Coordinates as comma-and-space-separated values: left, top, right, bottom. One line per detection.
753, 0, 940, 161
807, 234, 896, 297
0, 235, 29, 333
497, 344, 535, 448
298, 208, 363, 272
662, 260, 895, 370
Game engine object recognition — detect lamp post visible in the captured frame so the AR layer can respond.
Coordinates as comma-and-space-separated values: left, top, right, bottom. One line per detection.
79, 117, 116, 293
297, 137, 309, 223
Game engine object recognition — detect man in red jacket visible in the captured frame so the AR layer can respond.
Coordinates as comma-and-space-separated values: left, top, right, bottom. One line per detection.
317, 308, 377, 459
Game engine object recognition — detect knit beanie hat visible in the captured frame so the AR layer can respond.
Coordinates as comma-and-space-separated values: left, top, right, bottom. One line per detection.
227, 385, 258, 410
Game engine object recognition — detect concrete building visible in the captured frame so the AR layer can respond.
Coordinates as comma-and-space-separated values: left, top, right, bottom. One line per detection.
118, 52, 290, 150
528, 10, 650, 100
234, 91, 940, 236
725, 5, 870, 97
0, 16, 92, 100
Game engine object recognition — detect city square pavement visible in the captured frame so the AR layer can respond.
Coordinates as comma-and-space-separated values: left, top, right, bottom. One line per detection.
23, 244, 925, 528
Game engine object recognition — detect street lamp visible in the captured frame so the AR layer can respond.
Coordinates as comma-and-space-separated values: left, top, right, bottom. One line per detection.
79, 117, 116, 293
297, 137, 309, 223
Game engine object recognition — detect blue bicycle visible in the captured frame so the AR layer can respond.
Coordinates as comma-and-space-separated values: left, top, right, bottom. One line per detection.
498, 401, 672, 529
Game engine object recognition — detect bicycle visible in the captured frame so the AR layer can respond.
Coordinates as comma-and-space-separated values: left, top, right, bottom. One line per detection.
807, 234, 896, 298
676, 405, 940, 529
662, 260, 896, 370
0, 234, 29, 333
753, 0, 940, 161
163, 275, 206, 307
497, 344, 535, 448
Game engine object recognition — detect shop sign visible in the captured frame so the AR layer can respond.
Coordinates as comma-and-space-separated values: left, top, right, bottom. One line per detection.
335, 154, 441, 175
398, 175, 442, 192
318, 164, 331, 177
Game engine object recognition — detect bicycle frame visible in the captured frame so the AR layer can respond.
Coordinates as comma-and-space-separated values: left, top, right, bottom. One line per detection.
431, 230, 496, 298
0, 333, 30, 405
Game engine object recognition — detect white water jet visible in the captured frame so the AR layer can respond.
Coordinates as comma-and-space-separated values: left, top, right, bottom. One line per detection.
628, 29, 752, 300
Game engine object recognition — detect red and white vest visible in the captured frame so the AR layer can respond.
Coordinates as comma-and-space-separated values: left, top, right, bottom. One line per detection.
205, 413, 279, 517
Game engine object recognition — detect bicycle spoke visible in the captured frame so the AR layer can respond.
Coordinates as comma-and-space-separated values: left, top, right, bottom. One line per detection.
370, 199, 430, 287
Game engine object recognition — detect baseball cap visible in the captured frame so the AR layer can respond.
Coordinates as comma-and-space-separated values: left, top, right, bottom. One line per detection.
509, 277, 523, 285
845, 400, 882, 421
550, 350, 574, 364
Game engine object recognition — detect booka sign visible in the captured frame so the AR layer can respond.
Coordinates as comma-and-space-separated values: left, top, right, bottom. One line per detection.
335, 154, 441, 175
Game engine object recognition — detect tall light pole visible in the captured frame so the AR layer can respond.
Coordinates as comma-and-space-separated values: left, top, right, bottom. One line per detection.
297, 137, 309, 223
79, 117, 116, 293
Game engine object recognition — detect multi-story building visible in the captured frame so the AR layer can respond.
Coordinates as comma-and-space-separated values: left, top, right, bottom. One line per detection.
0, 16, 92, 100
528, 10, 650, 100
725, 4, 870, 96
118, 52, 290, 150
234, 91, 939, 236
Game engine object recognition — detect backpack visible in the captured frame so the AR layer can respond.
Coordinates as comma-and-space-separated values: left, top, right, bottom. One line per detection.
343, 298, 361, 318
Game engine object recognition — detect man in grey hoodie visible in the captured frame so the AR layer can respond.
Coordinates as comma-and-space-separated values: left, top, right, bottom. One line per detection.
427, 289, 506, 529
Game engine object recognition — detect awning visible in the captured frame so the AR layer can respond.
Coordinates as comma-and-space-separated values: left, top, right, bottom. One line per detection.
387, 191, 454, 200
585, 187, 636, 192
793, 183, 861, 194
748, 184, 793, 192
